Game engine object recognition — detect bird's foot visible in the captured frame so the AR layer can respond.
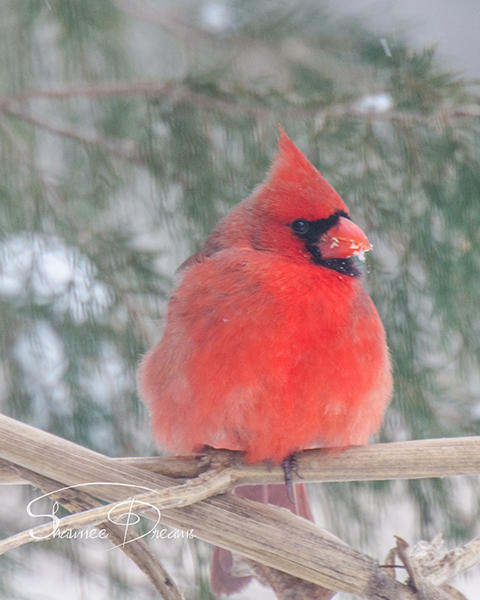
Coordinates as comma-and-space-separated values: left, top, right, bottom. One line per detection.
282, 454, 299, 504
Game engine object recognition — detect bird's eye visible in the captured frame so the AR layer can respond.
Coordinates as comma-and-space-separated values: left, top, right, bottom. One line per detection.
291, 219, 309, 235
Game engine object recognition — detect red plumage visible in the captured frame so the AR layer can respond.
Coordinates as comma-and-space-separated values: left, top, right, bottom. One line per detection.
138, 131, 392, 463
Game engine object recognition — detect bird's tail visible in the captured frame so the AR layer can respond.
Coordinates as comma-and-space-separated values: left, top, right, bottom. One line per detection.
210, 483, 313, 596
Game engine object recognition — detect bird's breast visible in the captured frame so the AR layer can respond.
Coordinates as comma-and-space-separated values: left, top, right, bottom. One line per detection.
140, 249, 392, 461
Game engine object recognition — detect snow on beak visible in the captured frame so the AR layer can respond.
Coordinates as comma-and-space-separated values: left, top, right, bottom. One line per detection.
318, 216, 372, 260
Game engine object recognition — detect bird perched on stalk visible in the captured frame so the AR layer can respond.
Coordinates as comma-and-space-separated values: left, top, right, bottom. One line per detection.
138, 129, 392, 595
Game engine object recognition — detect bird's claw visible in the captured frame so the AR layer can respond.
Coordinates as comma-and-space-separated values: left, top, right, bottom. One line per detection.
282, 454, 299, 504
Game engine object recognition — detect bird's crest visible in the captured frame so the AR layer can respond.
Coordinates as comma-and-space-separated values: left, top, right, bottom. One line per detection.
253, 128, 348, 221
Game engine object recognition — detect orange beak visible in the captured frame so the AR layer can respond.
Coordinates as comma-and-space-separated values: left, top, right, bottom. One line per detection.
318, 216, 372, 260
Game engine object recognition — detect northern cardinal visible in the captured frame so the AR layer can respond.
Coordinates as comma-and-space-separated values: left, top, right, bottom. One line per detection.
138, 130, 392, 595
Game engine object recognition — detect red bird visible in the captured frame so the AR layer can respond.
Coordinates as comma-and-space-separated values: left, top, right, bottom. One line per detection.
138, 130, 392, 594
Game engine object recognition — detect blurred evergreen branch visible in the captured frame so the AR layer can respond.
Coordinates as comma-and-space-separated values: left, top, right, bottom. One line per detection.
2, 81, 479, 124
0, 0, 479, 598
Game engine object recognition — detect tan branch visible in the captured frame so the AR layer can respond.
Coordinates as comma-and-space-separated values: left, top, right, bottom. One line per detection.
0, 466, 233, 556
2, 414, 480, 598
407, 534, 480, 588
3, 435, 480, 487
15, 466, 184, 600
107, 435, 480, 485
237, 557, 336, 600
0, 413, 413, 599
0, 458, 24, 484
390, 536, 468, 600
